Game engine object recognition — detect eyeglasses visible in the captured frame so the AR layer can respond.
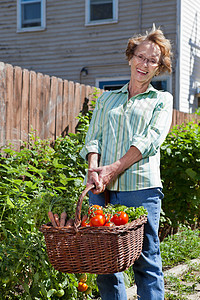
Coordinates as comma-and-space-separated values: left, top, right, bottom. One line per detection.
133, 54, 160, 66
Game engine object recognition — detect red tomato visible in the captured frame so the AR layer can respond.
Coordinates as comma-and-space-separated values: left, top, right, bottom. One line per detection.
90, 214, 106, 227
81, 219, 91, 227
112, 211, 129, 226
105, 213, 112, 223
104, 222, 114, 227
88, 205, 104, 217
81, 215, 91, 227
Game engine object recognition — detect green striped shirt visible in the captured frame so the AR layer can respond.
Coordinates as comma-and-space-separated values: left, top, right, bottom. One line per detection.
80, 83, 173, 191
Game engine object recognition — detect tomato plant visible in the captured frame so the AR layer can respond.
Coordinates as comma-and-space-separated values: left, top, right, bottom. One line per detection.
0, 127, 100, 299
77, 281, 88, 292
79, 273, 87, 283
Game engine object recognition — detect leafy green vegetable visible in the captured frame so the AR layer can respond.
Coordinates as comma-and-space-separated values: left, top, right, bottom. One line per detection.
104, 204, 148, 222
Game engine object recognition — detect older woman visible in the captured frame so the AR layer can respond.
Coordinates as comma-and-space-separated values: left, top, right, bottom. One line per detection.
80, 26, 173, 300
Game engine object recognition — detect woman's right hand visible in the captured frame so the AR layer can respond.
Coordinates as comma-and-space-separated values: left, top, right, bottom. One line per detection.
86, 170, 105, 194
87, 152, 105, 194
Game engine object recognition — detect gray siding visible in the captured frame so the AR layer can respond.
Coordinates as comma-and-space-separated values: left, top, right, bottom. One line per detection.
0, 1, 176, 80
179, 0, 200, 112
0, 0, 178, 104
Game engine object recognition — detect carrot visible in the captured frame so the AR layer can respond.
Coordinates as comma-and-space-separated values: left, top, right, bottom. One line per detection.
60, 212, 67, 227
48, 211, 57, 227
65, 218, 74, 228
54, 213, 60, 227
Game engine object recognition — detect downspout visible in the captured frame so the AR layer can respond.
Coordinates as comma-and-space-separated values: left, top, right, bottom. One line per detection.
175, 0, 181, 110
139, 0, 142, 33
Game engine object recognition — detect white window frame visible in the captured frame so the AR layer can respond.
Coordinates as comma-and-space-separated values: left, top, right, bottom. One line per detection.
85, 0, 118, 26
96, 77, 129, 90
96, 74, 172, 93
17, 0, 46, 33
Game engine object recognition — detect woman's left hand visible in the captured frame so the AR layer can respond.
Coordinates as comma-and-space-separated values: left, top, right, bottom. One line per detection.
89, 146, 142, 193
89, 163, 119, 192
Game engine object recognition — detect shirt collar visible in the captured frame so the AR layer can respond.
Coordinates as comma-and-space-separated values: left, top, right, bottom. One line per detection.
111, 82, 158, 95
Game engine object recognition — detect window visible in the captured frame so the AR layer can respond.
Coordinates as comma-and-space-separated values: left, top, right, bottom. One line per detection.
17, 0, 46, 32
97, 79, 129, 90
96, 75, 172, 93
85, 0, 118, 25
151, 75, 172, 93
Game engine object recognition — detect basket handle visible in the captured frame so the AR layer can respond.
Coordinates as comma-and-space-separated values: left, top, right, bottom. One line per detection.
74, 183, 95, 229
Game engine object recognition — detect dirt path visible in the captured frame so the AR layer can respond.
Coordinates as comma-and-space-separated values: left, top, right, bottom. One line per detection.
126, 258, 200, 300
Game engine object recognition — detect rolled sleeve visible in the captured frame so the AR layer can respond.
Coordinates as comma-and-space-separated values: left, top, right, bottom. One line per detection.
79, 140, 102, 160
79, 95, 103, 160
130, 92, 173, 158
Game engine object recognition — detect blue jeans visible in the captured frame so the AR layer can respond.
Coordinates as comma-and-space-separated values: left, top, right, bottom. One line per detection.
89, 188, 164, 300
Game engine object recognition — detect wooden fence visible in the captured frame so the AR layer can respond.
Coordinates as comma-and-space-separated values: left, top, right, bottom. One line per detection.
0, 62, 199, 151
0, 62, 103, 151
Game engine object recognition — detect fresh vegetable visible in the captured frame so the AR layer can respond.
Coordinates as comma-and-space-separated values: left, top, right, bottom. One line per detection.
77, 281, 88, 292
47, 204, 147, 229
56, 289, 65, 297
105, 213, 112, 223
65, 218, 74, 228
60, 212, 67, 227
104, 222, 114, 227
81, 215, 91, 227
80, 204, 147, 228
79, 273, 87, 283
112, 211, 129, 226
47, 212, 74, 228
48, 211, 57, 227
54, 213, 60, 226
90, 214, 106, 227
111, 205, 148, 222
88, 205, 104, 217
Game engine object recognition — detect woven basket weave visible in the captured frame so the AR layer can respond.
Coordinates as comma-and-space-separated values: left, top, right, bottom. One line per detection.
39, 184, 147, 274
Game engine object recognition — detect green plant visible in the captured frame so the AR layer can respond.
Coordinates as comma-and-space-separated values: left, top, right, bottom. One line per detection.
181, 263, 200, 282
160, 225, 200, 268
195, 107, 200, 116
164, 263, 200, 300
0, 124, 99, 299
165, 274, 196, 294
160, 121, 200, 230
161, 227, 200, 300
0, 90, 199, 299
164, 294, 187, 300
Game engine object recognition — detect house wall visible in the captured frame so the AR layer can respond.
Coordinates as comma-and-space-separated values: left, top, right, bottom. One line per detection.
179, 0, 200, 112
0, 1, 177, 106
0, 61, 199, 151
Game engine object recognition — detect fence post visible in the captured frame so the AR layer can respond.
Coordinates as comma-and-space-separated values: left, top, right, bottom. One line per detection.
0, 62, 6, 148
21, 69, 30, 144
13, 66, 22, 151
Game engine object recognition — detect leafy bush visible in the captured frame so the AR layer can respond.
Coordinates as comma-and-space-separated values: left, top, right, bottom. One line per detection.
160, 121, 200, 231
0, 94, 199, 298
0, 125, 100, 299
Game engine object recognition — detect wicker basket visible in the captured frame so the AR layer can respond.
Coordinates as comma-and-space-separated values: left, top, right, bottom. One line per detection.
39, 184, 147, 274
